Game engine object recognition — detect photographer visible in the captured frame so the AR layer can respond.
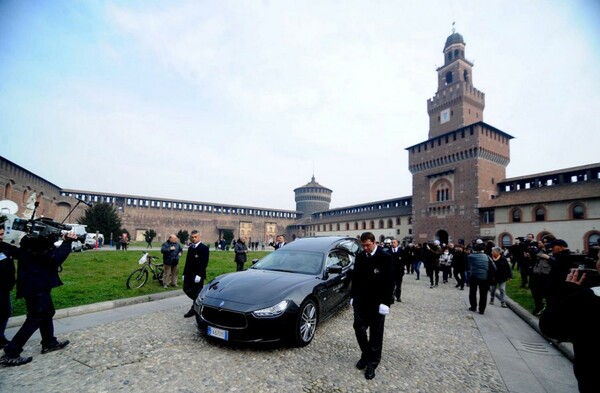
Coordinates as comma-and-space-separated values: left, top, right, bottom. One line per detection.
1, 232, 76, 367
539, 254, 600, 393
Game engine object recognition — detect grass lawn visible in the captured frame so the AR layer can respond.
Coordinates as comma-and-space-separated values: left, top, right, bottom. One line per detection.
10, 249, 269, 317
505, 272, 536, 312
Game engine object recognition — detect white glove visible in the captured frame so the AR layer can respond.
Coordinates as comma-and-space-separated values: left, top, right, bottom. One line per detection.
194, 275, 201, 283
378, 304, 390, 315
349, 298, 353, 306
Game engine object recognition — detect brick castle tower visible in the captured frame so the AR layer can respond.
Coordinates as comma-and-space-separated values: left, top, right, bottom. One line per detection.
407, 30, 513, 245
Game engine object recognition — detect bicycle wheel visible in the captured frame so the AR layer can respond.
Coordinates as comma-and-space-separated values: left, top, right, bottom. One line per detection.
127, 268, 149, 289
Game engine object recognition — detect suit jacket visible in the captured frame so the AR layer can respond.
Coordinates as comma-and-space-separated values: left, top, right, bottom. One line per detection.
389, 247, 405, 277
351, 246, 394, 310
274, 242, 286, 250
183, 242, 209, 287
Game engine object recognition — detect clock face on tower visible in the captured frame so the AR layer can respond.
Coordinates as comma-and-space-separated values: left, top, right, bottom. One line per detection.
440, 108, 450, 124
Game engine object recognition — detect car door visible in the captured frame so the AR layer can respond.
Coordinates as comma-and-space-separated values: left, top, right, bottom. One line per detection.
320, 250, 352, 314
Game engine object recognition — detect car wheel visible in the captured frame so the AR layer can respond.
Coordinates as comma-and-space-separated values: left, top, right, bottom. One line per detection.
294, 299, 318, 346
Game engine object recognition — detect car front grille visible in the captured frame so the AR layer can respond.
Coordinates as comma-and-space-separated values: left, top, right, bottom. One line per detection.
201, 306, 247, 329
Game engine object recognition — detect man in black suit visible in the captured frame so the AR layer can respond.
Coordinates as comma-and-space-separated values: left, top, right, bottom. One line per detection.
351, 232, 394, 380
389, 239, 405, 302
182, 230, 209, 318
274, 234, 286, 250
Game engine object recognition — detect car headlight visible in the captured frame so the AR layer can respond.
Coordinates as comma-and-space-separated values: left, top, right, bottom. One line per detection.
252, 300, 289, 318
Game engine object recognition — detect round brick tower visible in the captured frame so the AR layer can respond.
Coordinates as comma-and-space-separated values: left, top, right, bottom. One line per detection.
294, 176, 332, 217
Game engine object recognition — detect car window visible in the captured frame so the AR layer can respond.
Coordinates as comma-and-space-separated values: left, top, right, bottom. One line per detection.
252, 250, 324, 275
337, 239, 361, 255
326, 251, 351, 269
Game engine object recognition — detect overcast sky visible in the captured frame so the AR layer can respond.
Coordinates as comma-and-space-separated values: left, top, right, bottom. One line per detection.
1, 0, 599, 211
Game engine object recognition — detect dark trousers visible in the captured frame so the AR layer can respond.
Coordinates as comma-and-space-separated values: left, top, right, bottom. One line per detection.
519, 266, 531, 288
441, 265, 452, 282
469, 278, 490, 313
529, 274, 550, 311
4, 291, 57, 357
236, 262, 245, 272
394, 274, 404, 301
0, 290, 12, 340
184, 283, 203, 312
353, 306, 385, 368
453, 270, 465, 289
426, 265, 439, 286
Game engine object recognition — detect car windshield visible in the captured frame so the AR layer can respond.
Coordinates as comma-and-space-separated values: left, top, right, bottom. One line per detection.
251, 250, 324, 275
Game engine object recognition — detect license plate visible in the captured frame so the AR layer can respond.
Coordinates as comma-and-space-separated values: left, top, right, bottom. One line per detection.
207, 326, 229, 341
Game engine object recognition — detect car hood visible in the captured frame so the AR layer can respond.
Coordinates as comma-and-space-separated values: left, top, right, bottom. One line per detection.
204, 269, 315, 309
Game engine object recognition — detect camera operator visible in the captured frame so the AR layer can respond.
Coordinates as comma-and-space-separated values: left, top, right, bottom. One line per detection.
0, 232, 76, 367
539, 252, 600, 393
519, 234, 537, 289
530, 240, 553, 316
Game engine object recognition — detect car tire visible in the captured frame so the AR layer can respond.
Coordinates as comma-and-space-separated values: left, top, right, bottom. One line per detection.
294, 299, 318, 347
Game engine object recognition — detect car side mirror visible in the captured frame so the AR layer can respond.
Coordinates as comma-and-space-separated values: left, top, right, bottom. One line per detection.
327, 265, 343, 274
252, 259, 259, 265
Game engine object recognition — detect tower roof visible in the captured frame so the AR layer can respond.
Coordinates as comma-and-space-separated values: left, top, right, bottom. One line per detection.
293, 176, 332, 193
444, 32, 465, 50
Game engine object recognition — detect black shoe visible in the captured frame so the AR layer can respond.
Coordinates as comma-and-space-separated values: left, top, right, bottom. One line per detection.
41, 340, 70, 354
1, 355, 33, 367
365, 366, 376, 380
396, 298, 401, 302
469, 307, 476, 312
478, 311, 485, 315
356, 358, 367, 370
0, 337, 9, 348
184, 309, 197, 318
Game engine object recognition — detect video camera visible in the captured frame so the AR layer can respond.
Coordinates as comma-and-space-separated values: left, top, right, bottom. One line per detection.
570, 247, 600, 288
11, 217, 86, 243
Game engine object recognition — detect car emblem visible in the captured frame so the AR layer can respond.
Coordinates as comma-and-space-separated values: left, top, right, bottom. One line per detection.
374, 268, 380, 274
219, 301, 225, 307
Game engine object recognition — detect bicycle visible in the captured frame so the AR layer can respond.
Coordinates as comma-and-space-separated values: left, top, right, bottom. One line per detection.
126, 253, 164, 289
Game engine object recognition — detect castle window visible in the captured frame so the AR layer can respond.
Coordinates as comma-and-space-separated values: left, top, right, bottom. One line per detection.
482, 210, 495, 224
572, 204, 585, 219
379, 220, 384, 229
534, 207, 546, 222
370, 221, 375, 229
454, 49, 459, 58
511, 208, 521, 223
464, 70, 469, 82
445, 71, 453, 84
387, 219, 393, 228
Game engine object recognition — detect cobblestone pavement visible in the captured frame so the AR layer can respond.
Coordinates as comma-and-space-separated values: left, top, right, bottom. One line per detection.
1, 275, 508, 393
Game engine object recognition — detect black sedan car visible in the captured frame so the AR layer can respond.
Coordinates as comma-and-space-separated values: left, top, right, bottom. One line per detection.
193, 236, 360, 346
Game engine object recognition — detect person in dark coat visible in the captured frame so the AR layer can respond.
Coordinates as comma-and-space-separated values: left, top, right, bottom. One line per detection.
467, 241, 496, 314
350, 232, 394, 380
539, 261, 600, 393
389, 239, 404, 302
546, 239, 573, 307
0, 225, 17, 348
1, 233, 76, 367
489, 247, 512, 307
182, 230, 209, 318
161, 235, 183, 288
452, 243, 468, 290
234, 236, 248, 272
